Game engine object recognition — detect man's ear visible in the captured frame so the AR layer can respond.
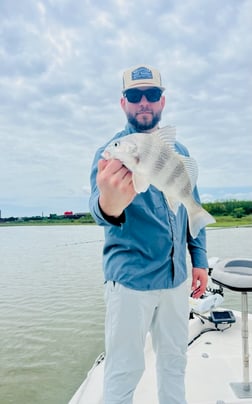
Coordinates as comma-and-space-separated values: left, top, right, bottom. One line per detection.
120, 97, 126, 111
160, 95, 166, 109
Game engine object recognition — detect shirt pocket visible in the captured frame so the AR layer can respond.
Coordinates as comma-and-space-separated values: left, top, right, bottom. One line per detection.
132, 186, 165, 212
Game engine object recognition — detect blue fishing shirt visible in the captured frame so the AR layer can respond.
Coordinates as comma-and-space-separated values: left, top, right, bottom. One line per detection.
89, 124, 208, 291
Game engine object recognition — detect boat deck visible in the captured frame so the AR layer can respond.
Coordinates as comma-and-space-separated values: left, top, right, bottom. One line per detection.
134, 311, 252, 404
69, 311, 252, 404
186, 312, 252, 403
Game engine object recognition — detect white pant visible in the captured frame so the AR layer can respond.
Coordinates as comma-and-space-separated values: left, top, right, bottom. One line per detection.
103, 281, 189, 404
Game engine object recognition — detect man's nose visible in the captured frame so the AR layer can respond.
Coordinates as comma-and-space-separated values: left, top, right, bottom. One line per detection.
139, 95, 149, 104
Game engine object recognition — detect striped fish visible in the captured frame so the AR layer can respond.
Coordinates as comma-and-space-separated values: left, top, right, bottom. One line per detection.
102, 126, 215, 238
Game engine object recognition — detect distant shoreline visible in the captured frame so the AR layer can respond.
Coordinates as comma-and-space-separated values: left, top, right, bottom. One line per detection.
0, 221, 96, 227
0, 219, 251, 228
1, 201, 251, 228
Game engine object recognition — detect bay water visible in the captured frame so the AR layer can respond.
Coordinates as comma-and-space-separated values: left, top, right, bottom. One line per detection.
0, 225, 251, 404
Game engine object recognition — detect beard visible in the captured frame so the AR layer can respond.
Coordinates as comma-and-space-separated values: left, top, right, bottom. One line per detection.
126, 110, 162, 131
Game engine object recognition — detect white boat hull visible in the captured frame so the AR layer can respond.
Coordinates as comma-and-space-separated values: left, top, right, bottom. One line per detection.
69, 310, 252, 404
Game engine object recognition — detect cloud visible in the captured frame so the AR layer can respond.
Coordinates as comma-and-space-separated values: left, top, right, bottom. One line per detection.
0, 0, 251, 217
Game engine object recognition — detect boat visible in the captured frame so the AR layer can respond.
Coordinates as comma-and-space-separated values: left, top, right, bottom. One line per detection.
69, 257, 252, 404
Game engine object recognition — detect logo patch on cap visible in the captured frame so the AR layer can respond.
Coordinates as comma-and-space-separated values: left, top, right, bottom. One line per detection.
131, 67, 153, 81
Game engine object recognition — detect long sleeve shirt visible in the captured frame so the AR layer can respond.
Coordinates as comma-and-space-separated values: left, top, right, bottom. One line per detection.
89, 123, 209, 291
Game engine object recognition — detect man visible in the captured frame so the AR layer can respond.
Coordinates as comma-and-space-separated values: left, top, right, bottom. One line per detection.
89, 65, 208, 404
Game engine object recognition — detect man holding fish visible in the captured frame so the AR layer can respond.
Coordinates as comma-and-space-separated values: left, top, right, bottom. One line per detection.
89, 65, 214, 404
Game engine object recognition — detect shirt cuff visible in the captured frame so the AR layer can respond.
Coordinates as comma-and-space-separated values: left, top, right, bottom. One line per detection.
98, 201, 125, 226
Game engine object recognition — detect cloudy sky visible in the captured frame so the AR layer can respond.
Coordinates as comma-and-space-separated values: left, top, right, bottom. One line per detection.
0, 0, 251, 217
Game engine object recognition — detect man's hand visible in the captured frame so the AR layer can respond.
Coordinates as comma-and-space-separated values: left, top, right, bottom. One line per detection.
191, 267, 208, 299
97, 159, 137, 217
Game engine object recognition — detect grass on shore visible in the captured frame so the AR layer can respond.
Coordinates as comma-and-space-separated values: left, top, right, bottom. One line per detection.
0, 215, 252, 228
207, 215, 252, 228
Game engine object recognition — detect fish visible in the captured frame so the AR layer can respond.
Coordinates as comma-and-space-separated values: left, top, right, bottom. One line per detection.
102, 126, 215, 238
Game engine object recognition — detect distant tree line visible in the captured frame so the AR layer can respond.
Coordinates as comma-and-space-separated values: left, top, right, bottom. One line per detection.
0, 201, 251, 224
0, 212, 95, 224
202, 200, 252, 218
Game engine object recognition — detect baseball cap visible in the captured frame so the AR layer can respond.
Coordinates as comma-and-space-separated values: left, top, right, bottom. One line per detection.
122, 65, 165, 92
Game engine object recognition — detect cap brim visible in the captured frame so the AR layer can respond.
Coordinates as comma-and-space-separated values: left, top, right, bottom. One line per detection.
123, 83, 165, 92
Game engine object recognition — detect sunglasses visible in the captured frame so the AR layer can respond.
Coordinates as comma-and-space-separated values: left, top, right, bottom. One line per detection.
123, 88, 163, 103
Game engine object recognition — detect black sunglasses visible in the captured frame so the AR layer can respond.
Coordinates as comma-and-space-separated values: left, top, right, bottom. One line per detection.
123, 88, 163, 103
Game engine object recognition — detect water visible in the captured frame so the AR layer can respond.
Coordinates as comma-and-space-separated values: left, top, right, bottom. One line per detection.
0, 225, 251, 404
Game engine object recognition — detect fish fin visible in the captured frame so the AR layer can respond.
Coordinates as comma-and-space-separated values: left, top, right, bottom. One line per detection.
180, 155, 199, 190
155, 126, 199, 190
132, 173, 150, 193
164, 195, 181, 215
153, 126, 177, 151
187, 203, 216, 238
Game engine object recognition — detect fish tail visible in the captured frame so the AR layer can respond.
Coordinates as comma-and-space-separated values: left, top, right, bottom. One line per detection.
187, 203, 216, 239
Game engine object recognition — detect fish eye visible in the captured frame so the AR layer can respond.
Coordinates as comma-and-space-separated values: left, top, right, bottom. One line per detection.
114, 141, 120, 147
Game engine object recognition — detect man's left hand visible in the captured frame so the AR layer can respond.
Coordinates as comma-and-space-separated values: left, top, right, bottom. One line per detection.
191, 267, 208, 298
